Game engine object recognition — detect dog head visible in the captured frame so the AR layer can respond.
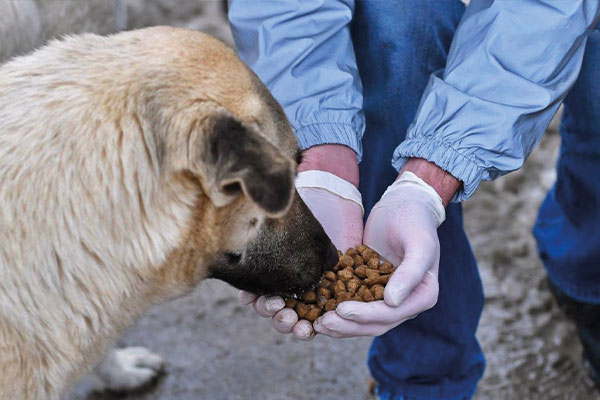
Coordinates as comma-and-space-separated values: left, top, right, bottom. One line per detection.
133, 27, 338, 296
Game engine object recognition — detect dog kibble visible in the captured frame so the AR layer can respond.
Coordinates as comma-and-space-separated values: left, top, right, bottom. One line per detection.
367, 258, 380, 269
316, 287, 331, 299
324, 271, 336, 281
339, 255, 354, 268
305, 307, 323, 322
337, 267, 354, 282
302, 290, 317, 304
371, 284, 385, 300
295, 302, 309, 319
284, 245, 397, 324
285, 298, 297, 309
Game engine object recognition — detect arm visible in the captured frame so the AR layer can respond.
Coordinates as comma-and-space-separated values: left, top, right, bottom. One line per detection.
228, 0, 364, 164
394, 0, 600, 202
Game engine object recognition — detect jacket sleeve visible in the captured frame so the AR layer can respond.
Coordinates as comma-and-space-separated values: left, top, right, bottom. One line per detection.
392, 0, 600, 202
228, 0, 365, 160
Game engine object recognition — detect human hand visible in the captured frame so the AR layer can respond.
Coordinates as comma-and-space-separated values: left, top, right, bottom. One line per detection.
240, 144, 363, 339
314, 172, 446, 337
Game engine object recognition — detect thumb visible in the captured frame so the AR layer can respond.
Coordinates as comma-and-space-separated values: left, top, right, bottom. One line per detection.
384, 246, 437, 307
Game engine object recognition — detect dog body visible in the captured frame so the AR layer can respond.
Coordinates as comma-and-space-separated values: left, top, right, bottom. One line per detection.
0, 27, 335, 399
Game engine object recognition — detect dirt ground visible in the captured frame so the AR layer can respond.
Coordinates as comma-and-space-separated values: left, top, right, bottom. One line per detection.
70, 2, 599, 399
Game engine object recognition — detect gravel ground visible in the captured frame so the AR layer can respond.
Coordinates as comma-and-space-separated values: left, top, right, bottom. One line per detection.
36, 2, 596, 398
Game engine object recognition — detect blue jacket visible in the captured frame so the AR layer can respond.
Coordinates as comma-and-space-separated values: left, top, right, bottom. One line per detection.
229, 0, 600, 201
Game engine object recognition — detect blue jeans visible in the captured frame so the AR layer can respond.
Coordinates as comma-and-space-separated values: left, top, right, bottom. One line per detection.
351, 0, 600, 399
533, 27, 600, 305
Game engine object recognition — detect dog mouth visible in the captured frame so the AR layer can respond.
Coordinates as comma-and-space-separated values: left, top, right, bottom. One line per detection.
209, 252, 324, 298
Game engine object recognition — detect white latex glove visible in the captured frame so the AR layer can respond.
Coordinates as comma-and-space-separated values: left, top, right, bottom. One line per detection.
314, 172, 446, 338
240, 170, 364, 340
295, 170, 363, 252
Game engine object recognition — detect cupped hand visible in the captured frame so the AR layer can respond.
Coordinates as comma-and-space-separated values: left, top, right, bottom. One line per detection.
314, 172, 446, 338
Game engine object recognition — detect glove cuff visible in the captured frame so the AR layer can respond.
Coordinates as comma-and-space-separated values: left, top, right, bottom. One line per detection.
381, 171, 446, 227
296, 170, 364, 213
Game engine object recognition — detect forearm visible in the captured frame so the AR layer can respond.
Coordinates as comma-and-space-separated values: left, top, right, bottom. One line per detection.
400, 158, 460, 207
228, 0, 365, 160
298, 145, 359, 188
393, 0, 600, 202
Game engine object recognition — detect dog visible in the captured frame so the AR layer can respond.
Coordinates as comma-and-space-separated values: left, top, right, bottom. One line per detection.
0, 26, 338, 399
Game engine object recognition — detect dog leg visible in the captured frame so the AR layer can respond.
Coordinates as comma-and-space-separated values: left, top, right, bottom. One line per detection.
92, 347, 164, 392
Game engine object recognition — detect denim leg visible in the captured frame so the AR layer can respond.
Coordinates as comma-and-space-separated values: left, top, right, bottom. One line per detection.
533, 27, 600, 304
352, 1, 485, 399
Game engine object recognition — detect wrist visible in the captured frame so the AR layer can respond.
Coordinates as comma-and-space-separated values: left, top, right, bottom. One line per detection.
298, 144, 359, 187
399, 158, 461, 206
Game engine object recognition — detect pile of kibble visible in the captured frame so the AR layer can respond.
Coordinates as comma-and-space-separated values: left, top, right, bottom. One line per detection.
284, 245, 396, 322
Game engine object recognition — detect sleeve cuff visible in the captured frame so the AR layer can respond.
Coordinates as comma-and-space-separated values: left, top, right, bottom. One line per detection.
294, 122, 363, 163
391, 138, 489, 203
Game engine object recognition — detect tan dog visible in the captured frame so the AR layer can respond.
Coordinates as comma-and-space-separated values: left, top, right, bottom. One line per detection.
0, 27, 337, 400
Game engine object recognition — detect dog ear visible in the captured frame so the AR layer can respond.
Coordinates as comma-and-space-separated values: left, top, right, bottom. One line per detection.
200, 112, 295, 217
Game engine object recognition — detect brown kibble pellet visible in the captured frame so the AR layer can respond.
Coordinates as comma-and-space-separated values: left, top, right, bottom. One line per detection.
336, 292, 352, 303
337, 267, 354, 282
339, 255, 354, 268
379, 261, 394, 274
362, 289, 375, 302
334, 279, 347, 295
337, 250, 344, 258
365, 274, 390, 287
305, 307, 323, 322
346, 278, 360, 295
295, 302, 309, 318
351, 295, 362, 302
366, 268, 380, 278
346, 248, 358, 257
357, 285, 368, 298
371, 284, 385, 300
355, 265, 368, 279
353, 255, 364, 267
316, 295, 328, 308
302, 290, 317, 304
324, 271, 336, 281
362, 250, 377, 262
318, 278, 332, 289
367, 258, 380, 269
316, 287, 331, 299
324, 299, 337, 311
285, 298, 297, 309
356, 244, 368, 253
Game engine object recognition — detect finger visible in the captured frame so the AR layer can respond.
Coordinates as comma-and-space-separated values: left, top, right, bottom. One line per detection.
271, 308, 298, 334
292, 320, 315, 340
385, 244, 437, 307
252, 296, 285, 318
238, 291, 257, 306
314, 312, 394, 338
336, 273, 439, 324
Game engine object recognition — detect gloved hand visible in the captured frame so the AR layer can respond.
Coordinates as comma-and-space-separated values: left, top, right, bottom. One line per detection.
240, 167, 364, 340
295, 170, 364, 252
314, 171, 446, 338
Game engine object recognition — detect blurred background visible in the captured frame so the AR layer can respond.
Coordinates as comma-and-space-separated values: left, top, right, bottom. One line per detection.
1, 1, 597, 399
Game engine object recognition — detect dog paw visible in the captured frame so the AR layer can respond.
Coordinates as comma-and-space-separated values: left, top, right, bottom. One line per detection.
93, 347, 165, 392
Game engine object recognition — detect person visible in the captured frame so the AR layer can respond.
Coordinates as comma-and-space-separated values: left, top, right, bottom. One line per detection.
228, 1, 600, 398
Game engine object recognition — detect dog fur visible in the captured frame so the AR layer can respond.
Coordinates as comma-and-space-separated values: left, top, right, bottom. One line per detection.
0, 26, 336, 399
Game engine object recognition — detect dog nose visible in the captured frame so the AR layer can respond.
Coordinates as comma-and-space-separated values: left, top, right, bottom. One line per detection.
323, 243, 339, 272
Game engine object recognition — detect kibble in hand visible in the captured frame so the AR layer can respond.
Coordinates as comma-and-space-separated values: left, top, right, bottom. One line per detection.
284, 245, 397, 324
